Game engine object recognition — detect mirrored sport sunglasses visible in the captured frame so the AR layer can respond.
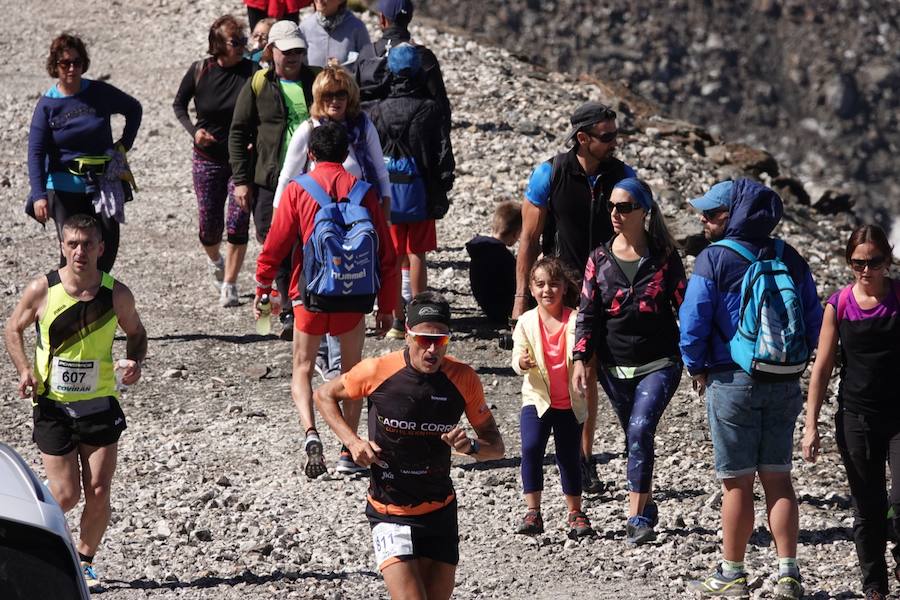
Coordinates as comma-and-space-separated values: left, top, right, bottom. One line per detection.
850, 256, 886, 272
606, 200, 642, 214
57, 58, 84, 70
406, 329, 452, 348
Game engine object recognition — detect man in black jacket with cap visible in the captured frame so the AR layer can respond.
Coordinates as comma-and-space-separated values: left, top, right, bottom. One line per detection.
514, 101, 637, 494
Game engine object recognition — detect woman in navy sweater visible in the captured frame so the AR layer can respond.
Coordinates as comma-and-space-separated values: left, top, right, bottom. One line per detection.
27, 34, 142, 272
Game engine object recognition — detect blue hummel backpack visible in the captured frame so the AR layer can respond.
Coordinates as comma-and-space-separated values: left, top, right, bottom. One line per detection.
294, 174, 380, 313
714, 238, 810, 379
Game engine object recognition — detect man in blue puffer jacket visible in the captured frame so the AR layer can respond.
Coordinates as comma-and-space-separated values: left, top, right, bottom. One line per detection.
679, 179, 823, 599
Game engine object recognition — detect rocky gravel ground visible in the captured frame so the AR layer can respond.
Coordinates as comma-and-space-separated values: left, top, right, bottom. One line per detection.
0, 1, 880, 598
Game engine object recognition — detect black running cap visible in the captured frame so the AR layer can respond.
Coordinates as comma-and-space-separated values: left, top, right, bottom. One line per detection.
406, 298, 451, 329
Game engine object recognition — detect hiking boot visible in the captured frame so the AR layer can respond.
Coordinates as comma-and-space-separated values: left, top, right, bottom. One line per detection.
642, 500, 659, 527
335, 448, 367, 475
626, 515, 656, 545
865, 590, 887, 600
385, 319, 405, 340
219, 283, 240, 308
303, 436, 327, 479
688, 566, 750, 598
773, 574, 803, 600
566, 510, 594, 539
208, 256, 225, 290
516, 509, 544, 535
81, 561, 100, 590
279, 312, 294, 342
580, 456, 605, 495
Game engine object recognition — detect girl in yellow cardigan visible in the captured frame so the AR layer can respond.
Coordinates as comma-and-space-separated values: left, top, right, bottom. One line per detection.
511, 257, 592, 538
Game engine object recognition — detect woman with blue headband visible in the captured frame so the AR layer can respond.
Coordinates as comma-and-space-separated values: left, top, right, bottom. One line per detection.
572, 177, 686, 545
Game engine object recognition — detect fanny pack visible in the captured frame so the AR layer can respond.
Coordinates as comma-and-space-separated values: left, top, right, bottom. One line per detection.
66, 155, 112, 178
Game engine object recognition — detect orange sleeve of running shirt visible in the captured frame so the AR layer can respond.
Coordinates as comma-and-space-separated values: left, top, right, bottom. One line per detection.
341, 350, 406, 399
442, 357, 493, 428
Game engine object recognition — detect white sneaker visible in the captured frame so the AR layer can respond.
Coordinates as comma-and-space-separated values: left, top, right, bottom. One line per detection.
219, 283, 240, 307
208, 257, 225, 290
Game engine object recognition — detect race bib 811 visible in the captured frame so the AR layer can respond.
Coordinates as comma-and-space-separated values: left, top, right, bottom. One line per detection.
50, 358, 99, 394
372, 522, 414, 568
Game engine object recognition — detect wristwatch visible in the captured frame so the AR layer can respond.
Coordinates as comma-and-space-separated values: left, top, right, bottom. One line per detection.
465, 438, 480, 455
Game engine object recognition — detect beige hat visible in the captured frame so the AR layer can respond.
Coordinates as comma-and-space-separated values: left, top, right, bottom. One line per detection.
268, 20, 307, 52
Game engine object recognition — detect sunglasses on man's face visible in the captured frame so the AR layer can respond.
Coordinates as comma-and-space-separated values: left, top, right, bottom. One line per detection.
406, 329, 451, 349
850, 256, 886, 272
585, 129, 618, 144
321, 90, 349, 102
702, 208, 728, 221
281, 48, 306, 56
607, 201, 642, 214
57, 58, 83, 70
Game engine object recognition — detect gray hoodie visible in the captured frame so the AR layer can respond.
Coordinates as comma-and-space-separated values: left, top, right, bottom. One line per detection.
299, 9, 374, 67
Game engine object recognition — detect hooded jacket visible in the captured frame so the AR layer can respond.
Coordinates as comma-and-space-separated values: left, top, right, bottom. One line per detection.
678, 179, 823, 376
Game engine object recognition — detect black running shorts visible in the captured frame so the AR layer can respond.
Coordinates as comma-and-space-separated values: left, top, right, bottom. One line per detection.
366, 498, 459, 571
32, 396, 127, 456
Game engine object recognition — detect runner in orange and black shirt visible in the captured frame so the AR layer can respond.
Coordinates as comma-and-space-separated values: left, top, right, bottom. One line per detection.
315, 291, 504, 600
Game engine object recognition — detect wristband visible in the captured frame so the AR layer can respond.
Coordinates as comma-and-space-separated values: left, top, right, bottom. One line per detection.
465, 438, 480, 455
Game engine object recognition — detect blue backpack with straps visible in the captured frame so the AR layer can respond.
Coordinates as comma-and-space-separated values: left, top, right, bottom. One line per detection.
714, 238, 810, 379
294, 174, 380, 313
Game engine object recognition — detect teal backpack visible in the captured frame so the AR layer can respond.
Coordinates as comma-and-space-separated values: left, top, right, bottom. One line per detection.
714, 238, 810, 379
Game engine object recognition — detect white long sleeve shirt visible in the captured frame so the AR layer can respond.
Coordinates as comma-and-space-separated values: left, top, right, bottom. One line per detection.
273, 115, 390, 208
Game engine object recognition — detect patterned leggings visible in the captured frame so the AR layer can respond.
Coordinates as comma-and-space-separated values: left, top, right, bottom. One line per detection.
597, 364, 682, 493
191, 151, 250, 246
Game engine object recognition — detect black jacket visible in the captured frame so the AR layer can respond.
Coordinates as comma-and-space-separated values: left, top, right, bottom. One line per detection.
367, 77, 455, 213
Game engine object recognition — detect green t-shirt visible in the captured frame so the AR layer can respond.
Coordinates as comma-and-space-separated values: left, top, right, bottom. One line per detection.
612, 253, 642, 284
278, 79, 309, 164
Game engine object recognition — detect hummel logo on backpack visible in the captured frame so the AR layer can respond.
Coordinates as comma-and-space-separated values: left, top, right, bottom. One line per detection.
714, 238, 810, 380
294, 174, 380, 313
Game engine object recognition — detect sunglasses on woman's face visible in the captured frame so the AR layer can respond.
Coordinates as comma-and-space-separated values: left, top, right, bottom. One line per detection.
228, 36, 248, 48
607, 201, 641, 214
322, 90, 349, 102
406, 329, 451, 349
850, 256, 886, 272
57, 58, 83, 70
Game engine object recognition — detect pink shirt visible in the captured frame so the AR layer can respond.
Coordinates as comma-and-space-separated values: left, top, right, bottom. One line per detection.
540, 308, 572, 410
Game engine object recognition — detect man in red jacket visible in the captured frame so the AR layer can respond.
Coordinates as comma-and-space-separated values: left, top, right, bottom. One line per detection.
254, 121, 398, 479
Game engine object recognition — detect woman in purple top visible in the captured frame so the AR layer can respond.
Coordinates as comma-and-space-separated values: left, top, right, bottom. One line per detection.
27, 34, 142, 273
803, 224, 900, 598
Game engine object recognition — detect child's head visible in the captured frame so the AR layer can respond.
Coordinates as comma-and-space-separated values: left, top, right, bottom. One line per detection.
529, 256, 580, 310
491, 201, 522, 246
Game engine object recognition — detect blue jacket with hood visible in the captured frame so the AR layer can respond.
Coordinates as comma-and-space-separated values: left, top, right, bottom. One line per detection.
678, 179, 823, 376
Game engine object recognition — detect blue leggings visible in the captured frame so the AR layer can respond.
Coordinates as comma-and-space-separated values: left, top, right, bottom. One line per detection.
597, 364, 682, 493
520, 405, 583, 496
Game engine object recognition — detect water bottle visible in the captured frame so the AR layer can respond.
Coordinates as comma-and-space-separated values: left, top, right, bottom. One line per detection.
115, 358, 130, 392
256, 294, 272, 335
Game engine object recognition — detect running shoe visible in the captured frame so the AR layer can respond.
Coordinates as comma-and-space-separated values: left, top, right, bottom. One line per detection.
566, 510, 595, 539
208, 256, 225, 290
335, 449, 368, 475
303, 436, 327, 479
219, 283, 240, 308
688, 566, 750, 598
642, 500, 659, 527
773, 575, 803, 600
279, 312, 294, 342
580, 456, 605, 495
516, 509, 544, 535
385, 319, 405, 340
625, 515, 656, 545
81, 561, 100, 590
865, 590, 887, 600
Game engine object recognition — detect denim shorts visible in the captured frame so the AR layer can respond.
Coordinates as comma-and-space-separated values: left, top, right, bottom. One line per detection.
706, 370, 802, 479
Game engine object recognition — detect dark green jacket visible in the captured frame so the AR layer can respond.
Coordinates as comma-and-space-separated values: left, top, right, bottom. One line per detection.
228, 66, 318, 189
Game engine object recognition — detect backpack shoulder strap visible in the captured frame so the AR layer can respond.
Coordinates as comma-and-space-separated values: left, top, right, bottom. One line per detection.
346, 180, 372, 206
712, 239, 757, 263
893, 278, 900, 304
835, 285, 854, 323
193, 58, 210, 88
294, 174, 333, 208
773, 238, 785, 260
548, 153, 565, 201
251, 68, 269, 97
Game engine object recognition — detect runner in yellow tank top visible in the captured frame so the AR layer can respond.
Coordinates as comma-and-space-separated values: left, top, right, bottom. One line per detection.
3, 214, 147, 591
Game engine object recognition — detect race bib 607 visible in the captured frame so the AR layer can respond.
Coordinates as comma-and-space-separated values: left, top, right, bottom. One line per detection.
50, 358, 99, 394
